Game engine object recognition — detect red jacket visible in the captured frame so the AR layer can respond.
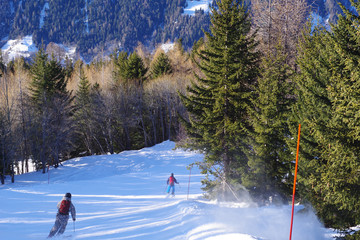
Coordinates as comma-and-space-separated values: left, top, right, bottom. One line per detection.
167, 176, 178, 186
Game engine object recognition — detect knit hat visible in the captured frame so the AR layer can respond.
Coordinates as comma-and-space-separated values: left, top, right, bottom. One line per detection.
65, 193, 71, 198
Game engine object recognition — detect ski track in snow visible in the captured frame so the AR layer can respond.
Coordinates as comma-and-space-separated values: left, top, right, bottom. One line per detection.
0, 141, 336, 239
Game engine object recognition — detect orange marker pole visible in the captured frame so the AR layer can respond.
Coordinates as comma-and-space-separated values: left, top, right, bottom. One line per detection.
289, 124, 301, 240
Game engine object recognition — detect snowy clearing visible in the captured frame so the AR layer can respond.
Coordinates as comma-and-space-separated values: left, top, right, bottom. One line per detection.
1, 35, 77, 63
0, 141, 336, 239
183, 0, 212, 15
1, 35, 38, 62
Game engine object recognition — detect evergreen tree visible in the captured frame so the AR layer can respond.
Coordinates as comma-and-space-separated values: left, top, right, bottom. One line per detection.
76, 67, 92, 109
74, 65, 95, 155
114, 51, 147, 84
150, 52, 172, 79
180, 0, 259, 200
28, 48, 74, 173
29, 48, 68, 106
295, 1, 360, 229
125, 52, 147, 83
246, 44, 294, 202
113, 51, 129, 81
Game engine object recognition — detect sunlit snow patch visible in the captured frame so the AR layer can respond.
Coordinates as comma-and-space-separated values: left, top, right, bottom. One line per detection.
183, 0, 212, 15
161, 42, 175, 53
1, 35, 38, 62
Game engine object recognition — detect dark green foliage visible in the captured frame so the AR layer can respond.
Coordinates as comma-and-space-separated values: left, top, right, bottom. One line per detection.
29, 48, 68, 105
294, 1, 360, 229
73, 66, 97, 155
150, 52, 172, 79
10, 0, 45, 38
180, 0, 259, 200
3, 0, 360, 232
76, 66, 91, 108
113, 51, 128, 80
0, 0, 17, 39
153, 10, 211, 51
114, 52, 147, 84
1, 0, 353, 60
3, 0, 209, 59
344, 231, 360, 240
28, 48, 74, 172
125, 53, 147, 82
246, 45, 294, 201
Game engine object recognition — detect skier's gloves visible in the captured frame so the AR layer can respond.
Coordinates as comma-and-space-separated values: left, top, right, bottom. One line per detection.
73, 218, 76, 221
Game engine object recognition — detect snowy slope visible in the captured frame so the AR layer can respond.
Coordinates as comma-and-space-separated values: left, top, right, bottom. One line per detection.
1, 35, 77, 64
1, 35, 38, 63
183, 0, 212, 15
0, 141, 335, 240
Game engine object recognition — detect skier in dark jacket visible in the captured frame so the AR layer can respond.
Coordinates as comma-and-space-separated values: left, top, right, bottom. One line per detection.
166, 173, 179, 196
48, 193, 76, 238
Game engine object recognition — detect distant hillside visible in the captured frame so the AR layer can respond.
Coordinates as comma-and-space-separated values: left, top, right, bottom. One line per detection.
0, 0, 211, 61
308, 0, 352, 22
0, 0, 352, 62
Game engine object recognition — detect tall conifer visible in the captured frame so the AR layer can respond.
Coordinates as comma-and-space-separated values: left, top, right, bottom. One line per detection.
114, 52, 147, 84
29, 48, 68, 105
74, 66, 95, 155
180, 0, 259, 200
295, 1, 360, 228
246, 45, 294, 201
150, 52, 172, 79
28, 48, 73, 172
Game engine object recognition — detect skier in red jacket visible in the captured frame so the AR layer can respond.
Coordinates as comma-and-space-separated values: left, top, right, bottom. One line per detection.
48, 193, 76, 238
167, 173, 179, 196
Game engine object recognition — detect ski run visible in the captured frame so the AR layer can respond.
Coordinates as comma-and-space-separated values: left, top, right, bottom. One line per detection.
0, 141, 340, 239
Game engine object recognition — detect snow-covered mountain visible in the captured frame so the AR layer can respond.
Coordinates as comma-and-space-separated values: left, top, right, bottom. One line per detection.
0, 141, 339, 240
0, 0, 352, 63
0, 0, 213, 63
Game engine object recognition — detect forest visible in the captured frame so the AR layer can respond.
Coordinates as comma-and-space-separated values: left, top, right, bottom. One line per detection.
1, 0, 360, 237
0, 0, 354, 62
0, 0, 210, 61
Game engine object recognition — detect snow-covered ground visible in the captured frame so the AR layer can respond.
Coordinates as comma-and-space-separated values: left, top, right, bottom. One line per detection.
0, 141, 337, 239
1, 35, 38, 63
160, 43, 175, 53
1, 35, 77, 64
183, 0, 212, 15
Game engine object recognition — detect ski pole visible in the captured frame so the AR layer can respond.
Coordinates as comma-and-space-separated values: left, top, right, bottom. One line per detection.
187, 167, 192, 200
73, 220, 75, 233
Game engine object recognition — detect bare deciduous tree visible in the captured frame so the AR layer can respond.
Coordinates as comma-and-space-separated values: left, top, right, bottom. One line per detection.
251, 0, 308, 66
0, 68, 17, 183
